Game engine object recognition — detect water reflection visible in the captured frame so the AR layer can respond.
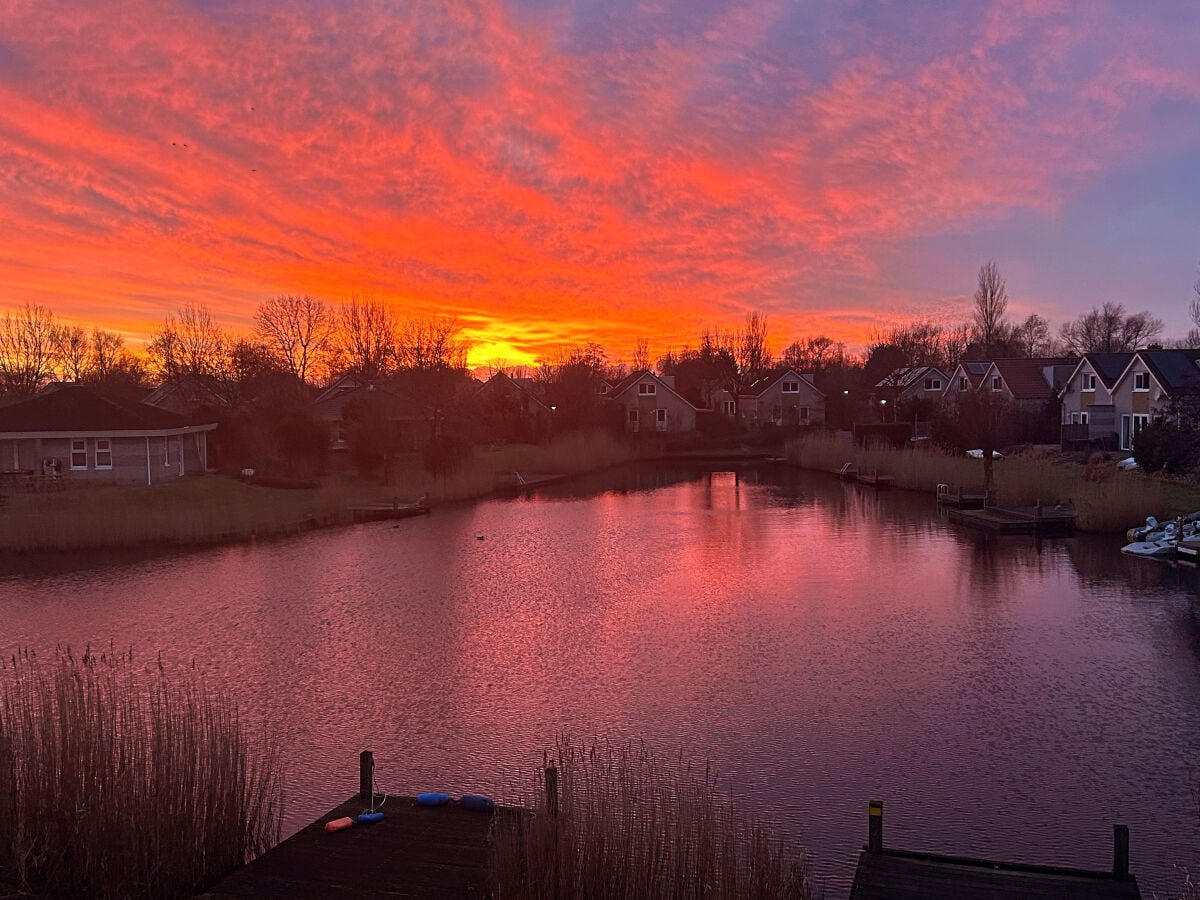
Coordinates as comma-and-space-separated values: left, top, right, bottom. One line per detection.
1, 463, 1198, 899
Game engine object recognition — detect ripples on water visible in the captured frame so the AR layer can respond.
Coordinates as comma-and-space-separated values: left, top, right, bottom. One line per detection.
3, 463, 1199, 898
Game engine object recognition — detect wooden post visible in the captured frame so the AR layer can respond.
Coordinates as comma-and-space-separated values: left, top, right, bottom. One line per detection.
1113, 824, 1129, 880
868, 800, 883, 853
359, 750, 374, 803
544, 765, 559, 817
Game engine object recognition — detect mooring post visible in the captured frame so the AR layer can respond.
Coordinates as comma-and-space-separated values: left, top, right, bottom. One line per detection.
544, 764, 559, 817
359, 750, 374, 803
868, 800, 883, 853
1113, 824, 1129, 880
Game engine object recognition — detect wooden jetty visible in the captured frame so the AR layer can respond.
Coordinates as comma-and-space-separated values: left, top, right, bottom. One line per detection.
935, 483, 988, 508
850, 802, 1141, 900
494, 470, 569, 493
947, 502, 1074, 535
201, 752, 498, 899
837, 462, 859, 481
349, 495, 431, 523
856, 470, 894, 488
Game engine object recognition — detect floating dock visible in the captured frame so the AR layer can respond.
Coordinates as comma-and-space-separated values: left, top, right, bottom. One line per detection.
850, 802, 1141, 900
349, 497, 431, 523
935, 483, 988, 508
947, 504, 1074, 535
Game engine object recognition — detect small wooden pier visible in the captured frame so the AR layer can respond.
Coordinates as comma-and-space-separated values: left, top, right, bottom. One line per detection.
947, 502, 1074, 535
201, 752, 498, 899
850, 802, 1141, 899
856, 470, 894, 488
935, 483, 988, 508
349, 495, 431, 523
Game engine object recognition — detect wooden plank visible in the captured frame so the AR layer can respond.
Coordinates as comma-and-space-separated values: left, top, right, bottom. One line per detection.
199, 796, 500, 899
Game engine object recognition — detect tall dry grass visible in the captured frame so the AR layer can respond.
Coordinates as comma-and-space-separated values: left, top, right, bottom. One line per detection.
0, 648, 281, 899
0, 430, 632, 552
783, 430, 1200, 532
490, 735, 809, 900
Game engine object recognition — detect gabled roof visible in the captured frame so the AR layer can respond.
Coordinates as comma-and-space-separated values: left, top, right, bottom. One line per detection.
312, 380, 422, 420
477, 372, 552, 412
742, 368, 826, 398
873, 366, 946, 390
0, 384, 210, 434
945, 362, 988, 391
1134, 348, 1200, 395
988, 357, 1076, 400
608, 370, 701, 408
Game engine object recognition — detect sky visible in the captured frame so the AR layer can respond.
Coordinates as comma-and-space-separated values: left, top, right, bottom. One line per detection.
1, 0, 1199, 367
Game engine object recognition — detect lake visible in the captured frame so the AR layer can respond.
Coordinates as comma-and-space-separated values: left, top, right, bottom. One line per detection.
2, 462, 1198, 897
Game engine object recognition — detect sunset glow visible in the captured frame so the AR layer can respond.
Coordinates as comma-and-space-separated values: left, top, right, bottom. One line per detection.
2, 0, 1199, 364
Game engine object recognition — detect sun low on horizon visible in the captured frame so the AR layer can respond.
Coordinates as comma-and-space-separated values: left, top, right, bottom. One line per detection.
2, 0, 1199, 365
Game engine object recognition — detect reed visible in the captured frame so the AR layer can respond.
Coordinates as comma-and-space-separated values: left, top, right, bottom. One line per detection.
490, 735, 809, 900
0, 648, 281, 899
783, 431, 1200, 533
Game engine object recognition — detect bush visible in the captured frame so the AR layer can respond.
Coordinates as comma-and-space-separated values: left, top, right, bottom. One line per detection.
0, 648, 281, 899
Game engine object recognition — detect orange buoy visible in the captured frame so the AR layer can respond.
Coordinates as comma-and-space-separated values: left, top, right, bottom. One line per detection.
324, 816, 354, 833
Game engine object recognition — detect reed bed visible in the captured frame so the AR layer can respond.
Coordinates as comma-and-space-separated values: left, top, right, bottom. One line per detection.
0, 431, 632, 552
783, 430, 1200, 532
0, 648, 281, 899
490, 735, 809, 900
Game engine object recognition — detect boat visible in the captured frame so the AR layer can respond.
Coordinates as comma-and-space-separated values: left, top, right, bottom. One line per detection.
1121, 538, 1177, 558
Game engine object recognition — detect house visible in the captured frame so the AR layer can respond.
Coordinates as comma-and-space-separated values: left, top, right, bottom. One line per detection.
1109, 348, 1200, 451
143, 374, 229, 419
739, 369, 826, 427
1057, 352, 1134, 448
0, 384, 216, 485
979, 358, 1076, 411
873, 367, 950, 406
608, 370, 699, 433
313, 374, 427, 451
475, 372, 553, 442
941, 361, 992, 402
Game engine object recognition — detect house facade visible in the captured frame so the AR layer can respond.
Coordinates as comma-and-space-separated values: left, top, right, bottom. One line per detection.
979, 358, 1075, 412
475, 372, 553, 442
1109, 349, 1200, 450
608, 371, 699, 433
739, 369, 825, 427
1058, 352, 1133, 448
941, 361, 991, 403
0, 384, 216, 485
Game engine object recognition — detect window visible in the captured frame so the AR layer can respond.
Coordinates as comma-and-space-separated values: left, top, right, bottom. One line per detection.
923, 377, 942, 391
991, 376, 1002, 391
958, 377, 968, 391
70, 439, 87, 469
722, 400, 736, 416
94, 438, 112, 470
1081, 373, 1096, 391
800, 407, 809, 421
638, 383, 655, 395
1122, 414, 1151, 450
1080, 412, 1089, 425
782, 381, 799, 393
627, 408, 638, 424
655, 408, 667, 430
1133, 371, 1150, 391
596, 383, 609, 394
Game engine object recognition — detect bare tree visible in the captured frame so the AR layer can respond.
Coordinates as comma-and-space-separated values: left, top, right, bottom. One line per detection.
333, 294, 397, 380
0, 303, 62, 399
1059, 302, 1163, 354
735, 312, 771, 388
396, 315, 471, 370
1188, 268, 1200, 347
1013, 314, 1055, 357
972, 260, 1010, 353
254, 294, 335, 384
57, 325, 89, 382
90, 328, 127, 381
147, 303, 229, 383
632, 337, 650, 371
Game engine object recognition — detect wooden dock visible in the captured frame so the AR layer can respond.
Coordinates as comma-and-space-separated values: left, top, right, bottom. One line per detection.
856, 470, 894, 488
935, 483, 988, 508
850, 802, 1141, 900
947, 503, 1074, 535
349, 496, 431, 523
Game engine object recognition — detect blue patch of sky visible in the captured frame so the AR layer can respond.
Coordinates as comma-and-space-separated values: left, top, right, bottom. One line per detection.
0, 40, 28, 79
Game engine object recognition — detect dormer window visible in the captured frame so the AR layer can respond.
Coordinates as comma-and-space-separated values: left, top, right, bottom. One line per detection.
1133, 372, 1150, 391
782, 381, 799, 393
924, 377, 941, 391
638, 383, 655, 395
1081, 373, 1096, 391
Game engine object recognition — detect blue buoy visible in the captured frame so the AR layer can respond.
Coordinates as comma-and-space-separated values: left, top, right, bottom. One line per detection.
459, 794, 495, 813
356, 811, 386, 824
416, 792, 451, 806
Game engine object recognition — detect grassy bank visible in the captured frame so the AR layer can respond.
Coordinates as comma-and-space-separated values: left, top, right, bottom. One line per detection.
0, 431, 632, 553
490, 735, 809, 899
783, 430, 1200, 532
0, 648, 281, 899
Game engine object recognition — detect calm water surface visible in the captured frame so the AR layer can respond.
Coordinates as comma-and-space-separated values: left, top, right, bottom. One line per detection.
3, 464, 1199, 897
